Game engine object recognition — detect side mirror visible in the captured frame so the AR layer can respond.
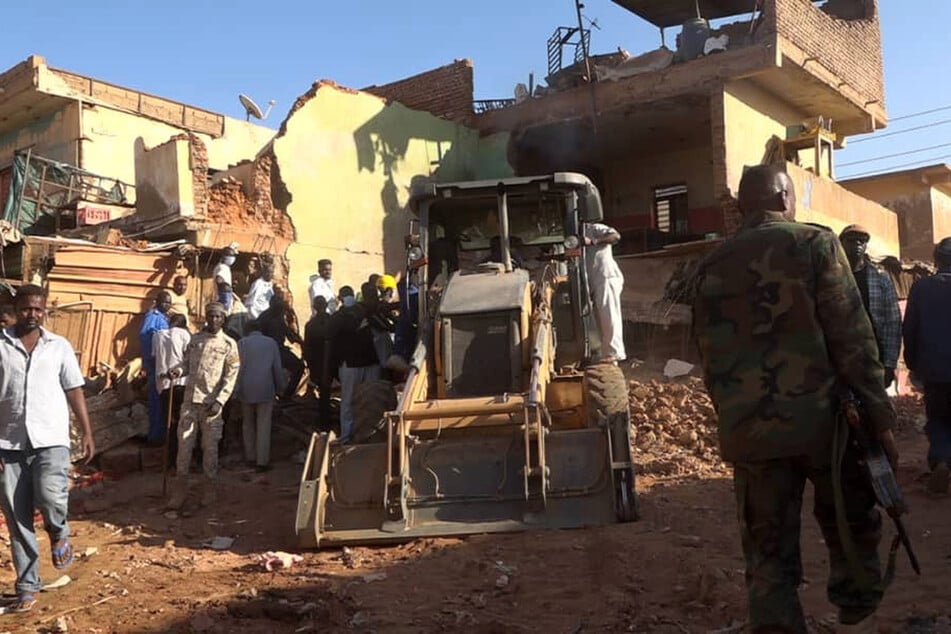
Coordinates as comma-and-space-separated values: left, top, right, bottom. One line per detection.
579, 183, 603, 222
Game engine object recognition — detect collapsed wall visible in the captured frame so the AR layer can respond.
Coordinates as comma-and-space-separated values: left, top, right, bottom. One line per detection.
270, 80, 512, 321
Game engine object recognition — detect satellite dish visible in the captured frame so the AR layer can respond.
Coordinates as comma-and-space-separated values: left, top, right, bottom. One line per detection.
514, 83, 530, 103
238, 94, 276, 122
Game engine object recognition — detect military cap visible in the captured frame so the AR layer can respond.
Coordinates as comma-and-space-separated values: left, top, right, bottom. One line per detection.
205, 302, 227, 315
839, 224, 871, 240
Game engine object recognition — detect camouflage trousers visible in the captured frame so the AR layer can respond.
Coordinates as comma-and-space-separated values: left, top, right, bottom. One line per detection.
177, 403, 224, 479
733, 451, 883, 633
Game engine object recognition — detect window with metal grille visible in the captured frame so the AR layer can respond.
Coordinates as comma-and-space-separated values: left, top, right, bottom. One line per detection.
653, 184, 689, 235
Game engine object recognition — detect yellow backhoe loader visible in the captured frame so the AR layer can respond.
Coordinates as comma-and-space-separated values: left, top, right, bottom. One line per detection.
296, 173, 638, 547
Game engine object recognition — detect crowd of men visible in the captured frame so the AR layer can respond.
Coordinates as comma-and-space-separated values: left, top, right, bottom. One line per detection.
135, 256, 417, 515
132, 218, 632, 511
6, 176, 951, 622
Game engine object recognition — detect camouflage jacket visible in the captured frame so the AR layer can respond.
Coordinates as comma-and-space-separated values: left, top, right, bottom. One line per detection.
181, 329, 240, 407
692, 212, 896, 463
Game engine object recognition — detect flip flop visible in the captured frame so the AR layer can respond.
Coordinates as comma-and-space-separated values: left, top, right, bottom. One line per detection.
7, 593, 36, 613
51, 538, 73, 570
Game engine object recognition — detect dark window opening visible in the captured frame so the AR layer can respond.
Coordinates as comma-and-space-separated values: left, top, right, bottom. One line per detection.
653, 184, 689, 236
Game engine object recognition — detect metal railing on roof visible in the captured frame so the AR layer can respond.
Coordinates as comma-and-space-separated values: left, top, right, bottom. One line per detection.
473, 99, 517, 114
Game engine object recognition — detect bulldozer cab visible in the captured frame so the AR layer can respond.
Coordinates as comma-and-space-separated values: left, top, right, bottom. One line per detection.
414, 173, 605, 370
296, 174, 638, 548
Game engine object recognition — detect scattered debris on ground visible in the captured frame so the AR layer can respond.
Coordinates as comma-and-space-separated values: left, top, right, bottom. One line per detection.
629, 377, 727, 477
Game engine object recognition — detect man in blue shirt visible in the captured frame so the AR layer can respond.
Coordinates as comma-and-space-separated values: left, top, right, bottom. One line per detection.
140, 291, 172, 444
904, 237, 951, 495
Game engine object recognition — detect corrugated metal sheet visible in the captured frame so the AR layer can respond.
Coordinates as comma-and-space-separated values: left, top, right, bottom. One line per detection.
37, 241, 181, 373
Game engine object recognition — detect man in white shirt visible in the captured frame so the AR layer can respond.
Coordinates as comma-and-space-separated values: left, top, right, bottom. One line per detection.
308, 258, 337, 315
245, 263, 275, 320
212, 246, 237, 312
583, 222, 626, 363
152, 313, 191, 469
0, 284, 95, 612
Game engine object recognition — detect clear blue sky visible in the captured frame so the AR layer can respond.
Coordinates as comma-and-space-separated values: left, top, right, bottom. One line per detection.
0, 1, 941, 179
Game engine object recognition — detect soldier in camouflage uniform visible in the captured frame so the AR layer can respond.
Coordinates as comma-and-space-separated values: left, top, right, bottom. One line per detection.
166, 302, 240, 510
692, 165, 898, 633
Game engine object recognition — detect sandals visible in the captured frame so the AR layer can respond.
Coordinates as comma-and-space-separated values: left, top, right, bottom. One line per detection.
7, 593, 36, 613
51, 538, 74, 570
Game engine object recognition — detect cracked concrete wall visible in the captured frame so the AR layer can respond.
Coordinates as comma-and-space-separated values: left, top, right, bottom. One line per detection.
272, 82, 512, 321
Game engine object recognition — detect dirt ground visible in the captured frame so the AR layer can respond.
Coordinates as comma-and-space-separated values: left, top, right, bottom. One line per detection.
0, 391, 949, 633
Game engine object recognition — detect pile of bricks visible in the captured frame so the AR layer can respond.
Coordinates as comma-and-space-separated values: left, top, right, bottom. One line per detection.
629, 378, 728, 477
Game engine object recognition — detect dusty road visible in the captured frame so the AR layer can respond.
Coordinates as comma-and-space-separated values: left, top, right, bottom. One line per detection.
0, 400, 948, 633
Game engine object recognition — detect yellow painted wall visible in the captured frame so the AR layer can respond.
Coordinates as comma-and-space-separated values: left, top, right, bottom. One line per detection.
930, 189, 951, 246
842, 174, 935, 261
82, 106, 274, 197
603, 145, 716, 218
0, 103, 79, 168
722, 80, 805, 194
134, 138, 195, 218
208, 118, 275, 170
273, 85, 512, 321
787, 163, 899, 257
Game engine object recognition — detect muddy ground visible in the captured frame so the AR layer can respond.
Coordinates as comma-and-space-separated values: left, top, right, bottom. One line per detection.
0, 391, 949, 633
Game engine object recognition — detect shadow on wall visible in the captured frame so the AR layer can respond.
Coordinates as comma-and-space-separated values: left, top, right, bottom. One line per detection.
352, 104, 509, 276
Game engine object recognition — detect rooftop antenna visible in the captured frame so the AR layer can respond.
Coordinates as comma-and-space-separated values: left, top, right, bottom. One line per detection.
238, 94, 276, 122
574, 0, 598, 133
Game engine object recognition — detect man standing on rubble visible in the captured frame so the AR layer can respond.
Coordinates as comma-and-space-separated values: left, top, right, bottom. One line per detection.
308, 259, 337, 315
0, 284, 95, 612
692, 164, 897, 632
839, 225, 902, 388
329, 285, 380, 442
583, 222, 626, 363
166, 302, 240, 510
237, 320, 285, 471
304, 296, 334, 429
903, 237, 951, 495
244, 262, 275, 320
153, 313, 191, 469
259, 289, 305, 400
140, 291, 172, 445
168, 275, 192, 323
213, 246, 238, 313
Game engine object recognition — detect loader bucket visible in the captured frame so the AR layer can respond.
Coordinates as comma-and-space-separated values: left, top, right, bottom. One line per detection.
295, 423, 629, 548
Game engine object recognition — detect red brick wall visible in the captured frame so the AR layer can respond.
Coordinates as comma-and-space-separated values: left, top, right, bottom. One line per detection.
772, 0, 885, 109
364, 59, 474, 123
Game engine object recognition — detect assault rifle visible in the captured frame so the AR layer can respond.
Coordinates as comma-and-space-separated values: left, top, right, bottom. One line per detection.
840, 393, 921, 576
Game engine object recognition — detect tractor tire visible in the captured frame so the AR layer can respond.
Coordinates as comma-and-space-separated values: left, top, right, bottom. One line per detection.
351, 379, 397, 444
584, 363, 640, 522
584, 363, 629, 424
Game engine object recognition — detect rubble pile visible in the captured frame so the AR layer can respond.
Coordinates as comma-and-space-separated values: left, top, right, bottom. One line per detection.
893, 393, 925, 432
629, 378, 728, 478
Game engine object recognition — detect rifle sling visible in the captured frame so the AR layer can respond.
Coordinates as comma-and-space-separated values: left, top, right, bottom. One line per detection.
832, 414, 894, 592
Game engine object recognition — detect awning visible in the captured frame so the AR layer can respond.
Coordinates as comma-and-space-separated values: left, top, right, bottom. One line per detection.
611, 0, 819, 28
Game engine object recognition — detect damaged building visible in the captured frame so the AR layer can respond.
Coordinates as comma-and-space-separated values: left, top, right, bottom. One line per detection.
458, 0, 900, 360
0, 0, 910, 372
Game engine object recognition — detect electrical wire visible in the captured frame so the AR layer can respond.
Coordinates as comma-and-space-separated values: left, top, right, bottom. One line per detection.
839, 153, 951, 180
838, 141, 951, 168
850, 117, 951, 144
890, 104, 951, 123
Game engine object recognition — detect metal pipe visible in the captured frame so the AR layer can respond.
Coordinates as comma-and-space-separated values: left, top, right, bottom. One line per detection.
575, 0, 598, 133
48, 300, 93, 312
528, 316, 549, 407
497, 184, 512, 273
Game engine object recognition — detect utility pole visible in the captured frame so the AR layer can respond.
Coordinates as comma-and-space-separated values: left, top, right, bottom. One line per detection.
574, 0, 598, 133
